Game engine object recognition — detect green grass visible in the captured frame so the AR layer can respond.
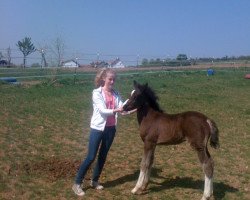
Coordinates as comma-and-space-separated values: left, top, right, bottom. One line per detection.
0, 68, 250, 199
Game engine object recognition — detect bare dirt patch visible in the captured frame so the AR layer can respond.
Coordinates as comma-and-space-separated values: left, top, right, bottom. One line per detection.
22, 158, 81, 182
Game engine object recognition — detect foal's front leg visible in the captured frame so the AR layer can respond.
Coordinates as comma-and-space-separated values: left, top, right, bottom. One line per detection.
131, 142, 155, 194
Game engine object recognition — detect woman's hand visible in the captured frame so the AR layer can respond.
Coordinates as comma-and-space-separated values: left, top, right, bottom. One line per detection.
113, 107, 123, 114
120, 108, 137, 115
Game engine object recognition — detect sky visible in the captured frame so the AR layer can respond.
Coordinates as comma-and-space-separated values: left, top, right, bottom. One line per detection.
1, 0, 250, 65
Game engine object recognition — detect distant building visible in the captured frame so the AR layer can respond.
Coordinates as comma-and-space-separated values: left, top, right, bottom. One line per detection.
109, 58, 125, 68
90, 61, 109, 68
90, 58, 125, 68
61, 60, 79, 68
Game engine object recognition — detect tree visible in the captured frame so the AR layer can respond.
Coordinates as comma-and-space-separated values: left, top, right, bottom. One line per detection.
176, 54, 188, 66
6, 47, 12, 66
176, 54, 188, 61
16, 37, 36, 68
50, 36, 65, 67
142, 58, 149, 66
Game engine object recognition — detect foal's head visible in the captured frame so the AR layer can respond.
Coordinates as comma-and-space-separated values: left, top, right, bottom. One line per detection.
123, 81, 163, 112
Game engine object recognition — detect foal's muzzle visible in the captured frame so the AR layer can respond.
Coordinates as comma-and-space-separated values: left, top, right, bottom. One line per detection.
122, 99, 130, 111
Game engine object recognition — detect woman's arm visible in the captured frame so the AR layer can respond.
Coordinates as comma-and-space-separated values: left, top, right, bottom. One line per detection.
93, 90, 123, 115
93, 91, 114, 116
120, 108, 137, 116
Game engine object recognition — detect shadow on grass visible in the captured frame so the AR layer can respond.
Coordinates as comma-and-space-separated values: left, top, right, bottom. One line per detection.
104, 168, 165, 188
105, 168, 238, 200
150, 176, 238, 200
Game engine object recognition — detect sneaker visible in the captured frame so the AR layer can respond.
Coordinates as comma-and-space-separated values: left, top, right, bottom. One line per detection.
90, 180, 104, 190
72, 184, 85, 196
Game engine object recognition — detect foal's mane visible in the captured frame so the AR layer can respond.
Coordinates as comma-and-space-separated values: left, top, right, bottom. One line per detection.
143, 85, 163, 113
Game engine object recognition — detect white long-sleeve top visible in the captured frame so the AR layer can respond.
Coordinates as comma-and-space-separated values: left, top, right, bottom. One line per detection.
90, 87, 123, 131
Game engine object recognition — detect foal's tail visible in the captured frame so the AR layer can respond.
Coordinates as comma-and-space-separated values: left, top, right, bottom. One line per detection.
207, 119, 220, 149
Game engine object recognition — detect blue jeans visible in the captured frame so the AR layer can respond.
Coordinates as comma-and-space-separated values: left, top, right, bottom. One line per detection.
75, 126, 116, 184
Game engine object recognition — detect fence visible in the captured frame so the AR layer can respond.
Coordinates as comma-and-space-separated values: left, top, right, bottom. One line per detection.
0, 48, 148, 67
1, 47, 250, 68
1, 64, 249, 85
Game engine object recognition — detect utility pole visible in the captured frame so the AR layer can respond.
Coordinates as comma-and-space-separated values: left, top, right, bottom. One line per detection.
37, 48, 47, 68
137, 54, 139, 67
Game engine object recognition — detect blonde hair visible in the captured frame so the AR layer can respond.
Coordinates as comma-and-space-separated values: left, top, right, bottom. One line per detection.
95, 68, 116, 87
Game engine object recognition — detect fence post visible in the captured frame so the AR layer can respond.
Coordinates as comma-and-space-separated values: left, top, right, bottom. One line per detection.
74, 67, 77, 84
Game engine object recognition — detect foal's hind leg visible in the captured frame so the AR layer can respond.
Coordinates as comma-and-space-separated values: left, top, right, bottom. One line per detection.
197, 147, 214, 200
131, 141, 155, 194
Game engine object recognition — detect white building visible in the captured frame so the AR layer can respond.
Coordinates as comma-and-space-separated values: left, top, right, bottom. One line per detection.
109, 58, 125, 68
61, 60, 79, 68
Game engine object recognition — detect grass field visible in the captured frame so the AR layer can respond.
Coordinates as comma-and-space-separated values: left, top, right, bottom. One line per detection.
0, 68, 249, 199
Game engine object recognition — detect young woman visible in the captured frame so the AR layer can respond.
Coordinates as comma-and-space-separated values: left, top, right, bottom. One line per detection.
72, 68, 131, 196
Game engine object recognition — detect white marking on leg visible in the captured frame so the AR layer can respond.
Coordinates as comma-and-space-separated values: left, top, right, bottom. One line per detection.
137, 171, 146, 186
132, 150, 152, 194
131, 170, 146, 194
203, 175, 213, 199
142, 151, 152, 186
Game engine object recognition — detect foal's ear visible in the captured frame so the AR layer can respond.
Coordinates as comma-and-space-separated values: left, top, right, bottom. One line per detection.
133, 80, 139, 89
134, 80, 144, 92
133, 80, 138, 87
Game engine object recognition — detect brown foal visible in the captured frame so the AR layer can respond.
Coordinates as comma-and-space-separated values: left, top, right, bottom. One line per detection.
123, 81, 219, 200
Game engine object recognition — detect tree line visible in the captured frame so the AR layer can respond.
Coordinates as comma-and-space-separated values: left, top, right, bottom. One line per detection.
141, 54, 250, 67
1, 36, 250, 68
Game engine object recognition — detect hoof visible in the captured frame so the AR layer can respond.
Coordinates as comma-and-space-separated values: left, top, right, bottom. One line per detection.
131, 187, 143, 195
131, 187, 138, 194
201, 195, 211, 200
202, 190, 213, 200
